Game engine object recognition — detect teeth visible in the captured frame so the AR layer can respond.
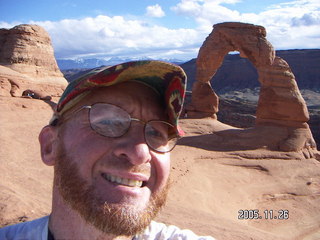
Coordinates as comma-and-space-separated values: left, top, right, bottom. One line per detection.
111, 175, 116, 182
102, 173, 143, 187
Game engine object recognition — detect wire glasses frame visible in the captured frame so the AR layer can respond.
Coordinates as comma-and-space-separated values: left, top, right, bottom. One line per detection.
57, 103, 180, 153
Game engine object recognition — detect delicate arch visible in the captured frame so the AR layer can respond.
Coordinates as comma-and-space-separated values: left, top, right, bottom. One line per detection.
187, 22, 309, 128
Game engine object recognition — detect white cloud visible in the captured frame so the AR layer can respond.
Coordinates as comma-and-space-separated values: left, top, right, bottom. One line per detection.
2, 15, 201, 60
146, 4, 166, 18
171, 0, 243, 32
0, 21, 23, 29
171, 0, 320, 49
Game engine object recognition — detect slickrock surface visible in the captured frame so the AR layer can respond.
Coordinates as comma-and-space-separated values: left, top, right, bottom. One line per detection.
0, 24, 67, 97
186, 22, 316, 153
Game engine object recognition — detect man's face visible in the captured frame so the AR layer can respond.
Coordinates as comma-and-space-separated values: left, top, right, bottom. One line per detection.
54, 82, 171, 235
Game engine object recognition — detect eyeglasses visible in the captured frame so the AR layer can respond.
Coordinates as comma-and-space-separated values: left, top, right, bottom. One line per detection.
59, 103, 179, 153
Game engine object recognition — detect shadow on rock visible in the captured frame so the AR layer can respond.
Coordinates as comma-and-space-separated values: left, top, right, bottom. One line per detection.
178, 124, 317, 156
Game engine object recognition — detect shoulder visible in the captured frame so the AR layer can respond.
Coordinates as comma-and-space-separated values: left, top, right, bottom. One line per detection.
0, 216, 49, 240
135, 221, 216, 240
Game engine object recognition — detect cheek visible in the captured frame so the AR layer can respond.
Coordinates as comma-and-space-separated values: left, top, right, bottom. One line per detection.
152, 152, 171, 187
60, 125, 113, 178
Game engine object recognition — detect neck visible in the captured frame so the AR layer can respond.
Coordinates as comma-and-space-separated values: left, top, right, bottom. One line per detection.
49, 186, 132, 240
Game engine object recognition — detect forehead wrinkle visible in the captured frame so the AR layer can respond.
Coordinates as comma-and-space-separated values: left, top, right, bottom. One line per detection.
121, 91, 165, 122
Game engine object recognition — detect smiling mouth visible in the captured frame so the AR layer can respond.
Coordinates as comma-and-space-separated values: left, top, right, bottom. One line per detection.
101, 173, 145, 187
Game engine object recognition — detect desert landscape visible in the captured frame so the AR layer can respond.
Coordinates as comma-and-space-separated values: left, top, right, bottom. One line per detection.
1, 23, 320, 240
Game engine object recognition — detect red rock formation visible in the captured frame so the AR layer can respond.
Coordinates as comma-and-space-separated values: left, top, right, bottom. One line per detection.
0, 24, 67, 97
187, 22, 316, 152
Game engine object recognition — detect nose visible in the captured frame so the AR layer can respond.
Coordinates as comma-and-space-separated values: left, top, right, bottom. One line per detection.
113, 126, 152, 166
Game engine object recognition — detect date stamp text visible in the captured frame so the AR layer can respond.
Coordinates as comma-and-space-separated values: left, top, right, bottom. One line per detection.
238, 209, 289, 220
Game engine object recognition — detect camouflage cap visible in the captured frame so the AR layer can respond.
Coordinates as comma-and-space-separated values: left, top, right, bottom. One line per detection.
50, 60, 187, 135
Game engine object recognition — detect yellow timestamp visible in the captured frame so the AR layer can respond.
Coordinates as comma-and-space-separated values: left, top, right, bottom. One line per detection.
238, 209, 289, 220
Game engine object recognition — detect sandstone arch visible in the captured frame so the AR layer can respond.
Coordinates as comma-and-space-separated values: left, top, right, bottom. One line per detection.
187, 22, 316, 152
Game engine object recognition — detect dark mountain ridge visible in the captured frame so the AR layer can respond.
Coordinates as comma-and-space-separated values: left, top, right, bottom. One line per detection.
180, 49, 320, 92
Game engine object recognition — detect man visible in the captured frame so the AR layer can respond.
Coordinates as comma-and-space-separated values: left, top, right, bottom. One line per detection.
0, 60, 214, 240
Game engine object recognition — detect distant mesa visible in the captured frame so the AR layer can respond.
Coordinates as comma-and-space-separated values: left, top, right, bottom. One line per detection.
0, 24, 67, 98
185, 22, 317, 153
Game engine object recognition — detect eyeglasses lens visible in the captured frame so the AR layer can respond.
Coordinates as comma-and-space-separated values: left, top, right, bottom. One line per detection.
145, 121, 177, 152
89, 103, 131, 137
88, 103, 177, 152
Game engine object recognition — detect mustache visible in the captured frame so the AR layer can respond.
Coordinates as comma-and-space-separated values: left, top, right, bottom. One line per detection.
97, 156, 151, 175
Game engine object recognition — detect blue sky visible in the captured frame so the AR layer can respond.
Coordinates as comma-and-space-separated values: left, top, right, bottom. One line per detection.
1, 0, 319, 60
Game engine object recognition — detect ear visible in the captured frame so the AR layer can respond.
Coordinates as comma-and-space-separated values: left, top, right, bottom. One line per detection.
39, 126, 59, 166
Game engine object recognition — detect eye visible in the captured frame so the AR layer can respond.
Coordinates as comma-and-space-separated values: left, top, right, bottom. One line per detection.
91, 116, 130, 137
96, 118, 125, 127
147, 127, 167, 140
145, 122, 169, 141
